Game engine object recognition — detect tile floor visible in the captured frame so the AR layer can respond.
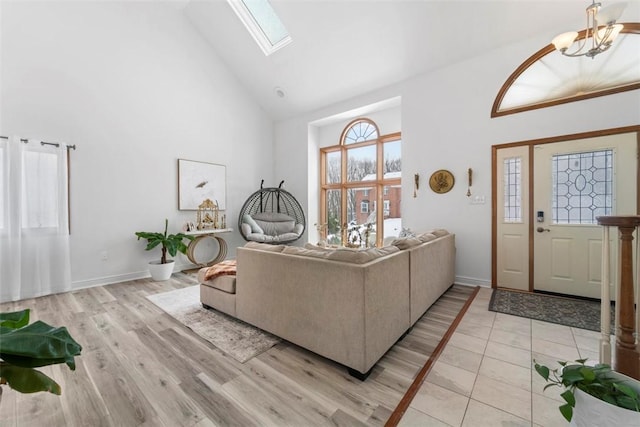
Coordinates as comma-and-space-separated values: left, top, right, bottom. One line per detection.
398, 286, 608, 427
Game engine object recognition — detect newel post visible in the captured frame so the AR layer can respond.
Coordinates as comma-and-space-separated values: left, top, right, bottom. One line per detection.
597, 215, 640, 380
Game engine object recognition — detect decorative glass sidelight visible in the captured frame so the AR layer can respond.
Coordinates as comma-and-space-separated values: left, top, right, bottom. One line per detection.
503, 157, 522, 223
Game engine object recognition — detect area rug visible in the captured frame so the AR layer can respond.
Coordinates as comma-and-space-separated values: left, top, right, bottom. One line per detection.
147, 285, 281, 363
489, 289, 615, 332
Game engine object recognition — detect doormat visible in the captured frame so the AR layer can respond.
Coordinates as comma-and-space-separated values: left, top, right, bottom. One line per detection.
489, 289, 615, 332
147, 285, 281, 363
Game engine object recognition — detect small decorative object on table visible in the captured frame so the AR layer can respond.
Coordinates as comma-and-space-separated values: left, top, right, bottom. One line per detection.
197, 198, 220, 230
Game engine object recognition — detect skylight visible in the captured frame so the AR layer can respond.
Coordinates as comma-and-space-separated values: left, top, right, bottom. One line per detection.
227, 0, 292, 56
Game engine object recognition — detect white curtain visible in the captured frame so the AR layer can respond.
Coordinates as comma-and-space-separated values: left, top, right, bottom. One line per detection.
0, 136, 72, 302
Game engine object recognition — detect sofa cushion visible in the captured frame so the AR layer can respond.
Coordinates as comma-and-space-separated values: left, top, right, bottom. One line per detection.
244, 241, 286, 252
304, 243, 335, 251
426, 229, 449, 237
417, 233, 437, 243
243, 214, 264, 234
326, 245, 399, 264
282, 246, 329, 259
391, 236, 423, 250
201, 275, 236, 294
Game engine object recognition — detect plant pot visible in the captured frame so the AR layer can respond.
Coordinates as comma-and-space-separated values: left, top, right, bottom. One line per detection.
570, 371, 640, 427
148, 260, 175, 281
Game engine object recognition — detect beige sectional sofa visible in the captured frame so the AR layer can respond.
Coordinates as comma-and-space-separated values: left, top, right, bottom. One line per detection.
198, 230, 455, 379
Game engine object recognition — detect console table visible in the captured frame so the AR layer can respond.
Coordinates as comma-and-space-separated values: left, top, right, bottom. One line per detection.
185, 228, 233, 267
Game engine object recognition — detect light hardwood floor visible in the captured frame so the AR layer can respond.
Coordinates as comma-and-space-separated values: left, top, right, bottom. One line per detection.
0, 275, 475, 427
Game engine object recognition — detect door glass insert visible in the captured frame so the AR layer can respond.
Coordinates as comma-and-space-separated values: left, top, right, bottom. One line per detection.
503, 157, 522, 223
552, 149, 613, 225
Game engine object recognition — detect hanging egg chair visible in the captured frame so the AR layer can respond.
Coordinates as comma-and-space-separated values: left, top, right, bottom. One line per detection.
238, 180, 306, 244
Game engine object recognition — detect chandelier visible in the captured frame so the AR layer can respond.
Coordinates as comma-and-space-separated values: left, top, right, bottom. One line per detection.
551, 1, 626, 58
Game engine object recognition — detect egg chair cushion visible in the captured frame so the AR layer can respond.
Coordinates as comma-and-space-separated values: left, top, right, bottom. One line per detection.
252, 212, 296, 236
242, 214, 264, 234
241, 212, 304, 243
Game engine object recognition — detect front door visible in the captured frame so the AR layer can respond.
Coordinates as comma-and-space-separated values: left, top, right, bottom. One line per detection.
532, 133, 637, 299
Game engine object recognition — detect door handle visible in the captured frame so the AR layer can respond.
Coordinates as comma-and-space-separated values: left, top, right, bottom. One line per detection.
536, 227, 551, 233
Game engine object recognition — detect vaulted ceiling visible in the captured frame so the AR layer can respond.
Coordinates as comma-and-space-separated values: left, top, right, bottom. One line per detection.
181, 0, 640, 120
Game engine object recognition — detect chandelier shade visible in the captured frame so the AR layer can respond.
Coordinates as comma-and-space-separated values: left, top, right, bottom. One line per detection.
552, 1, 627, 58
552, 31, 579, 50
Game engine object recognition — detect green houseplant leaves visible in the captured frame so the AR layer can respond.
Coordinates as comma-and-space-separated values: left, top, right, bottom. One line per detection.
0, 309, 82, 396
135, 219, 194, 264
534, 358, 640, 421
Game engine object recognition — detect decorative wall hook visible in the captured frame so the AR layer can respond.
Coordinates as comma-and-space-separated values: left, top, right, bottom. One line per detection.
467, 168, 473, 197
413, 173, 420, 198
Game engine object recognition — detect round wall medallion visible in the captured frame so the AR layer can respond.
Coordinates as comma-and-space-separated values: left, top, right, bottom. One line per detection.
429, 169, 455, 194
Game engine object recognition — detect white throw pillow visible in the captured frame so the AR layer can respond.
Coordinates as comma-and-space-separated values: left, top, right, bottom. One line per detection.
243, 214, 264, 234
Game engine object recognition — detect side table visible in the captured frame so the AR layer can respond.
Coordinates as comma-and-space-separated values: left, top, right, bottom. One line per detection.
184, 228, 233, 267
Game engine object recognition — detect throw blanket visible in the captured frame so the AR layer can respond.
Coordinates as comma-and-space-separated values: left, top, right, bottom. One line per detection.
203, 260, 237, 281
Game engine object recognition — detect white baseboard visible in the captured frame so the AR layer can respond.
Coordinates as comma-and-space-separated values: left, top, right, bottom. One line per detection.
70, 262, 198, 291
455, 275, 491, 288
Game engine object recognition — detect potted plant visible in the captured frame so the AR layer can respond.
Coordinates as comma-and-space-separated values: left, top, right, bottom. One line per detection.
534, 358, 640, 426
0, 308, 82, 407
135, 219, 194, 281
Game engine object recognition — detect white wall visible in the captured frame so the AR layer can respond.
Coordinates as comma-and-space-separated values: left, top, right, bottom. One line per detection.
275, 34, 640, 287
1, 1, 274, 288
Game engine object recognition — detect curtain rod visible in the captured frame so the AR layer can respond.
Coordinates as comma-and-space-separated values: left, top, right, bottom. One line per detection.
0, 135, 76, 150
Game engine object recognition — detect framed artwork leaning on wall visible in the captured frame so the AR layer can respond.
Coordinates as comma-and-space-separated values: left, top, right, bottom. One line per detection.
178, 159, 226, 210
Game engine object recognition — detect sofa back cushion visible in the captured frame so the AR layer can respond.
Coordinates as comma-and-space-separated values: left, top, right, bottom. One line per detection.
390, 236, 423, 250
244, 241, 286, 252
304, 243, 335, 252
326, 245, 399, 264
282, 246, 329, 259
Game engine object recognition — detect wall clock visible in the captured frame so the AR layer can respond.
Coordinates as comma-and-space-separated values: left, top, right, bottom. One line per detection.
429, 169, 455, 194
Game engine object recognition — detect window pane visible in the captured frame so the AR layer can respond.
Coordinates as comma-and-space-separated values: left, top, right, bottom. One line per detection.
503, 157, 522, 223
552, 150, 613, 224
383, 184, 402, 240
383, 140, 401, 175
348, 186, 375, 225
343, 120, 378, 145
347, 145, 376, 182
0, 146, 4, 228
326, 189, 342, 246
325, 151, 341, 184
241, 0, 290, 46
22, 150, 59, 228
346, 186, 376, 248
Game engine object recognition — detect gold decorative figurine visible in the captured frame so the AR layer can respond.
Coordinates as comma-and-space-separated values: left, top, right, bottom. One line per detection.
197, 199, 219, 230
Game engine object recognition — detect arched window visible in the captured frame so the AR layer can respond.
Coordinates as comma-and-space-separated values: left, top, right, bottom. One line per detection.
492, 23, 640, 117
341, 118, 379, 144
320, 118, 401, 247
